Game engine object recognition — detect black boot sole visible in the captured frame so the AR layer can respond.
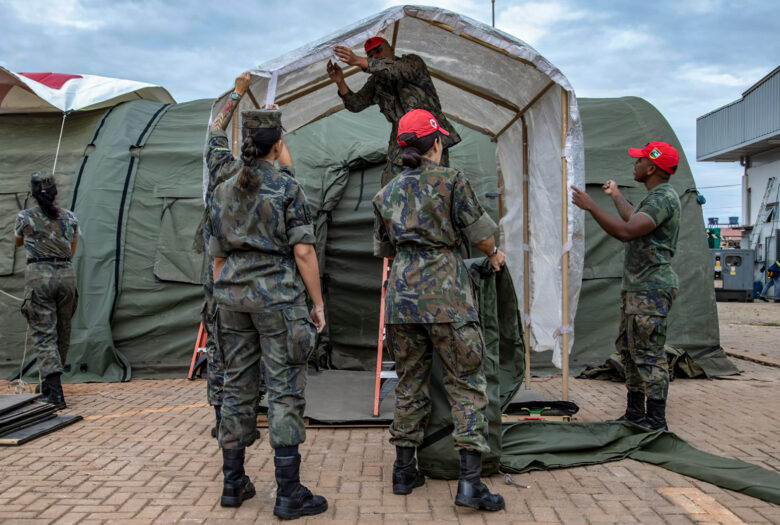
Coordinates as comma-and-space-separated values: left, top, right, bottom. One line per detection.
220, 484, 256, 508
455, 493, 505, 511
393, 474, 425, 495
273, 500, 328, 520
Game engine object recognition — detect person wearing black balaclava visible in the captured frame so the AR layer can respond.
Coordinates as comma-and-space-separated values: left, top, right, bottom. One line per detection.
14, 170, 79, 409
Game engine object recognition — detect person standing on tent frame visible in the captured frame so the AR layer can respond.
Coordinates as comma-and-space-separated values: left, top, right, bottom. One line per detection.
206, 89, 328, 518
373, 109, 506, 511
571, 141, 681, 431
14, 170, 78, 409
327, 36, 461, 185
196, 72, 269, 441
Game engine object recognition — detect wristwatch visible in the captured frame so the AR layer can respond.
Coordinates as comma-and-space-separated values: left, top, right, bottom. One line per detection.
229, 91, 241, 100
491, 246, 498, 256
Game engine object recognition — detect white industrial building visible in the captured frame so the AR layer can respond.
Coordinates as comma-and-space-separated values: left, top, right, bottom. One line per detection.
697, 66, 780, 278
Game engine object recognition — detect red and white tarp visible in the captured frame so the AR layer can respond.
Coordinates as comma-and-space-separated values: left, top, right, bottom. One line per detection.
0, 67, 174, 114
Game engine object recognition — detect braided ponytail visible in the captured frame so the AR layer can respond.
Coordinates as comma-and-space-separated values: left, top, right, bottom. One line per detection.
235, 127, 282, 191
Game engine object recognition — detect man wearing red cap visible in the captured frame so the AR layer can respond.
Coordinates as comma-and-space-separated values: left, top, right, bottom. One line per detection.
326, 37, 461, 185
571, 141, 681, 431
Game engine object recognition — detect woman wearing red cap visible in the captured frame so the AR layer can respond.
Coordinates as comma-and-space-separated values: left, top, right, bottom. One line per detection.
372, 109, 505, 511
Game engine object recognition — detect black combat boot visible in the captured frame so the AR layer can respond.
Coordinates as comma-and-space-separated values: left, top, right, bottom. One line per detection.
645, 399, 668, 431
211, 405, 221, 438
614, 391, 646, 426
220, 448, 255, 508
273, 446, 328, 520
455, 450, 505, 511
40, 373, 66, 410
392, 446, 425, 495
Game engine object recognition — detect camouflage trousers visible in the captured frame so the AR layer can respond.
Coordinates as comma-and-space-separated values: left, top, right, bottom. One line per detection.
387, 322, 489, 453
381, 149, 450, 186
204, 291, 266, 407
615, 288, 677, 401
21, 263, 77, 378
216, 305, 316, 450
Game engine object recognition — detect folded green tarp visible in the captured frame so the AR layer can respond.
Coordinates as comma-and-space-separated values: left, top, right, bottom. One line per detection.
501, 421, 780, 505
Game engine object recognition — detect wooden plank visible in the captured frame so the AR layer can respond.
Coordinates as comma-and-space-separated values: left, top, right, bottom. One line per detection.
723, 346, 780, 368
0, 394, 41, 416
0, 415, 82, 446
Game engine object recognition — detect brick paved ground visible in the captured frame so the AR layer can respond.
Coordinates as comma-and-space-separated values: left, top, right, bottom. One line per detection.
0, 358, 778, 524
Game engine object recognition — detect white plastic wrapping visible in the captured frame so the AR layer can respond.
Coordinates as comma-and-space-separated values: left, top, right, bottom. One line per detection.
207, 5, 585, 366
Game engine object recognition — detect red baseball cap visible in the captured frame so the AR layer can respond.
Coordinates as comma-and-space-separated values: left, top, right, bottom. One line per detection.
627, 141, 678, 174
396, 109, 449, 146
364, 37, 385, 53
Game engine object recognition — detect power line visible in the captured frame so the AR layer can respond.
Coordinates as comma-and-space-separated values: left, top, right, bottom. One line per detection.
696, 183, 741, 189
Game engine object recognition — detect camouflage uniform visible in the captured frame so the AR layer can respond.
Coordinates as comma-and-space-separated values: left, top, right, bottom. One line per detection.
15, 179, 78, 379
616, 182, 680, 401
340, 54, 462, 185
207, 110, 317, 450
200, 128, 267, 407
373, 158, 497, 452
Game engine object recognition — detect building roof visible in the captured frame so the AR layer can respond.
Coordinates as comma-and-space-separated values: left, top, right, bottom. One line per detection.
696, 67, 780, 162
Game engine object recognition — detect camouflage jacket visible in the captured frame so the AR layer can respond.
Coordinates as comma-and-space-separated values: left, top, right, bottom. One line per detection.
207, 156, 315, 313
15, 205, 78, 260
372, 159, 496, 324
623, 182, 680, 291
340, 54, 461, 168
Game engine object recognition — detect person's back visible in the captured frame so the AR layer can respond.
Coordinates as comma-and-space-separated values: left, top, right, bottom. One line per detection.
210, 162, 310, 312
17, 205, 77, 261
374, 160, 489, 324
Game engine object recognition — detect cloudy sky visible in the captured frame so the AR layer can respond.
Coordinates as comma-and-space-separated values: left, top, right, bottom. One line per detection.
2, 0, 777, 221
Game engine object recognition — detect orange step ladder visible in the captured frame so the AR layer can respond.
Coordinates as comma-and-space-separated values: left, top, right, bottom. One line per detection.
372, 258, 397, 417
187, 322, 208, 379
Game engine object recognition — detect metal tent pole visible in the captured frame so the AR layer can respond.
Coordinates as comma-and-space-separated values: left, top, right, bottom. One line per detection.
560, 87, 570, 401
52, 112, 67, 173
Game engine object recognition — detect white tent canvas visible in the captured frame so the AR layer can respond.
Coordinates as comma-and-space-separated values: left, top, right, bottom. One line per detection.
0, 67, 174, 114
208, 5, 585, 382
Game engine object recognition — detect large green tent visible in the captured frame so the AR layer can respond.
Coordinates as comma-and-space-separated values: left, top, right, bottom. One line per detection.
0, 96, 734, 381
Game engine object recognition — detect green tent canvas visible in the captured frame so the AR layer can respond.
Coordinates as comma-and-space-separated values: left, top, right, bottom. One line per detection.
0, 96, 734, 381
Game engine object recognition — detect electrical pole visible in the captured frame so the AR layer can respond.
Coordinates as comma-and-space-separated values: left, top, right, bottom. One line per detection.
492, 0, 495, 27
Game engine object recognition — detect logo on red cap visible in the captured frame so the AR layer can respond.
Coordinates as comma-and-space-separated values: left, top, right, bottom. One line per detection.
396, 109, 450, 146
627, 141, 678, 174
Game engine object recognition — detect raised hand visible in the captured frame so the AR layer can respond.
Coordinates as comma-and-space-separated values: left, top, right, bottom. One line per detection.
603, 180, 618, 196
570, 185, 595, 211
234, 71, 251, 96
326, 60, 344, 83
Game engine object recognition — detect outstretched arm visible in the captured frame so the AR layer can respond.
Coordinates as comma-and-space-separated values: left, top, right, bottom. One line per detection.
210, 72, 251, 132
571, 186, 655, 242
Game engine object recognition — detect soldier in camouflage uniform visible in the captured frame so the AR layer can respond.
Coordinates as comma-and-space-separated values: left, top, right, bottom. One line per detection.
327, 37, 461, 185
373, 109, 505, 511
206, 96, 328, 518
571, 141, 681, 431
14, 170, 78, 410
195, 73, 266, 440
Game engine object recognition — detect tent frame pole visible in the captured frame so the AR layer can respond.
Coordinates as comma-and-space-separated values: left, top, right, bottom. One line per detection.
521, 115, 531, 388
560, 87, 570, 401
427, 69, 518, 113
493, 80, 556, 142
231, 111, 239, 155
275, 67, 361, 106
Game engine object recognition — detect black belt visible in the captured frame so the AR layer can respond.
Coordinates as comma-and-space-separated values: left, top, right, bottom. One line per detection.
27, 257, 71, 264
